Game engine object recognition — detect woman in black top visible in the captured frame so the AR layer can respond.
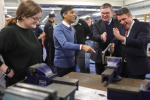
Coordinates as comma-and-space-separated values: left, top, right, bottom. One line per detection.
0, 0, 42, 87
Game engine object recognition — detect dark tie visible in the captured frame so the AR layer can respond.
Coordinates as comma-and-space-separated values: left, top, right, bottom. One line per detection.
105, 21, 109, 25
124, 29, 128, 61
107, 22, 109, 25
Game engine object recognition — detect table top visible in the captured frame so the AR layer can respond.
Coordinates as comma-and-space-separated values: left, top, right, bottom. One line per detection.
64, 72, 149, 91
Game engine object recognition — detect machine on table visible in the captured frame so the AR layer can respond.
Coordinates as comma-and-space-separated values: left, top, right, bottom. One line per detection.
2, 82, 77, 100
101, 43, 122, 83
107, 82, 150, 100
2, 63, 79, 100
26, 63, 79, 89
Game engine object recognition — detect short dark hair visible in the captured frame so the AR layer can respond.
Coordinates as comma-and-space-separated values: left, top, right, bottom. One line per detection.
60, 5, 74, 19
117, 7, 131, 16
49, 14, 55, 18
100, 3, 113, 11
114, 11, 118, 14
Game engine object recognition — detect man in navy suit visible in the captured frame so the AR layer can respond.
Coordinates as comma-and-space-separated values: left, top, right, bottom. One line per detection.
110, 7, 150, 79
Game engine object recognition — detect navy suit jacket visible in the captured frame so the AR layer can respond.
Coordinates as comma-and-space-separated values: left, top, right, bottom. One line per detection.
113, 19, 150, 76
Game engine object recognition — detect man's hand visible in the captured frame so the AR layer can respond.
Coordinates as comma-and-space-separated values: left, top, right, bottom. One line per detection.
113, 28, 125, 42
108, 43, 115, 53
73, 56, 75, 61
101, 32, 107, 42
7, 69, 14, 78
82, 45, 96, 53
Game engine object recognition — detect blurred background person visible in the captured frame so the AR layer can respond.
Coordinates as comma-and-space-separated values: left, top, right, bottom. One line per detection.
85, 17, 95, 73
32, 21, 46, 62
72, 15, 90, 73
5, 14, 10, 25
113, 11, 118, 19
44, 14, 55, 72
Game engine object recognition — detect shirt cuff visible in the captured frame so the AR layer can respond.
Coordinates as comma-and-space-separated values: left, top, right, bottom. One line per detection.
0, 60, 3, 67
80, 45, 82, 50
122, 37, 126, 45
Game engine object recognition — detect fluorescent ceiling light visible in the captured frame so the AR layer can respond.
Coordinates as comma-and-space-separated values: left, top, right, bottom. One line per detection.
5, 6, 101, 12
50, 11, 54, 14
7, 15, 12, 17
5, 7, 17, 9
139, 20, 144, 22
92, 13, 101, 16
137, 17, 143, 19
147, 16, 149, 17
42, 15, 49, 23
80, 16, 90, 19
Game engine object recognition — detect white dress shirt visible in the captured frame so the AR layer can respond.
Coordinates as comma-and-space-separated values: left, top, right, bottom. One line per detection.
123, 20, 135, 45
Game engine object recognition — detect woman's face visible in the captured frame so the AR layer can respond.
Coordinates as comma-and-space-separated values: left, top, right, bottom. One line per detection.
22, 12, 41, 29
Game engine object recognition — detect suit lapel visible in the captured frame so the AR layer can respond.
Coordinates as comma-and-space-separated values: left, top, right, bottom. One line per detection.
120, 27, 126, 36
97, 20, 107, 34
128, 19, 138, 37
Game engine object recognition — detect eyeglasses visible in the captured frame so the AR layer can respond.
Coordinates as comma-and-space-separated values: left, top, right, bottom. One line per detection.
101, 12, 110, 15
30, 17, 41, 22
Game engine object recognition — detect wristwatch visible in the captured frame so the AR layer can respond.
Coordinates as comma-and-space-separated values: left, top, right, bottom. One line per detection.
5, 68, 11, 74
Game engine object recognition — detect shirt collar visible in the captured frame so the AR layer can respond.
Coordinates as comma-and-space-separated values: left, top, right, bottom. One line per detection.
108, 18, 112, 25
62, 20, 70, 28
128, 20, 135, 31
105, 18, 112, 25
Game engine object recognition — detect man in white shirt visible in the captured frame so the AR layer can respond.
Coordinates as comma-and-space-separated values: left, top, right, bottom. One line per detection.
53, 6, 96, 77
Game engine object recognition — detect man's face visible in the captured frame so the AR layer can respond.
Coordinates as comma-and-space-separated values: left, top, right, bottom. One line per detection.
101, 7, 113, 22
118, 14, 133, 30
5, 18, 10, 24
52, 17, 55, 23
113, 12, 117, 19
63, 9, 76, 23
86, 19, 91, 26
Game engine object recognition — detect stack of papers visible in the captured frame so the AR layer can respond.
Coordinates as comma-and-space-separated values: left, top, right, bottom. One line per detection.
75, 86, 107, 100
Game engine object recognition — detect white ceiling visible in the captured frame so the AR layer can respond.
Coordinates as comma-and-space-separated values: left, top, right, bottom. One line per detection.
4, 0, 148, 25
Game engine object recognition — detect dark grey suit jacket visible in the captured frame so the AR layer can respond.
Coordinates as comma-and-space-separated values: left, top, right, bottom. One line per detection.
91, 19, 120, 63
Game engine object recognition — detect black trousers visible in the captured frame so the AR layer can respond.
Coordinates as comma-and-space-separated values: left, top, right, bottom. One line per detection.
120, 62, 146, 80
45, 42, 55, 66
75, 50, 86, 73
95, 62, 107, 75
55, 66, 76, 77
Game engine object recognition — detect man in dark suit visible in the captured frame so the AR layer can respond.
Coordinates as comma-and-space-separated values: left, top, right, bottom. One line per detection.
91, 3, 120, 75
110, 7, 150, 79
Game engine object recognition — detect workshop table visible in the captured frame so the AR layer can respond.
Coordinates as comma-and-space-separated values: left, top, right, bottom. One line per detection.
64, 72, 149, 100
